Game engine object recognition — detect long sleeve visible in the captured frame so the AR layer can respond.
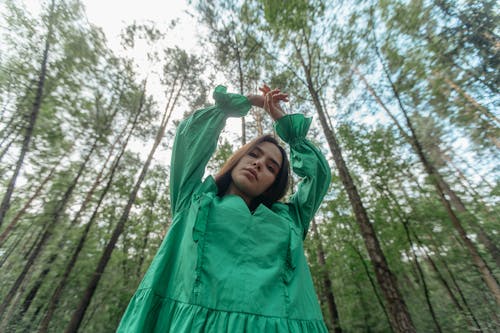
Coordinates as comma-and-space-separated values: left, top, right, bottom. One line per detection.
170, 85, 251, 215
274, 114, 331, 239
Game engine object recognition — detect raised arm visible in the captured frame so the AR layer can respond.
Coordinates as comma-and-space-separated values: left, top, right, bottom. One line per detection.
260, 85, 330, 238
275, 114, 331, 239
170, 85, 251, 215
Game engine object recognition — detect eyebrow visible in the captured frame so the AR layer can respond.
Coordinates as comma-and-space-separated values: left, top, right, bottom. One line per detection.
253, 146, 281, 170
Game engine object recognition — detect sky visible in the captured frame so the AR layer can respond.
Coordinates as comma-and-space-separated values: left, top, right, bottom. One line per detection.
77, 0, 243, 158
80, 0, 241, 128
17, 0, 224, 163
81, 0, 199, 53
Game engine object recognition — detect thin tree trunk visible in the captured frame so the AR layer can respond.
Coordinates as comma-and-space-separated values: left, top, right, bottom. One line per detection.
350, 244, 394, 333
136, 185, 159, 278
0, 159, 59, 245
0, 225, 45, 329
293, 41, 415, 332
13, 90, 125, 317
37, 86, 146, 333
444, 153, 494, 214
0, 225, 33, 268
0, 135, 99, 316
436, 174, 500, 268
402, 222, 443, 333
387, 181, 482, 331
0, 279, 27, 331
410, 228, 483, 331
454, 153, 495, 190
64, 79, 182, 333
352, 275, 374, 333
311, 218, 342, 333
236, 45, 246, 145
254, 109, 264, 136
0, 0, 55, 227
441, 74, 500, 126
355, 65, 500, 305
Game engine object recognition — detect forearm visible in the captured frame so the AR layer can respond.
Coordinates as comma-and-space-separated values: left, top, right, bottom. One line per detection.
170, 86, 251, 214
246, 94, 286, 121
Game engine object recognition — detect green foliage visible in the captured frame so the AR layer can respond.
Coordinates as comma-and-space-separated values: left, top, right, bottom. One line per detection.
0, 0, 498, 332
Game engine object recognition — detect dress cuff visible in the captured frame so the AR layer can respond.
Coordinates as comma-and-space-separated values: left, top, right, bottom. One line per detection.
274, 114, 312, 145
213, 85, 252, 117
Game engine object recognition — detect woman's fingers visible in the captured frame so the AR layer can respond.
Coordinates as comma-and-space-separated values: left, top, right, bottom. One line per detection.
259, 84, 271, 95
271, 92, 289, 102
258, 85, 289, 106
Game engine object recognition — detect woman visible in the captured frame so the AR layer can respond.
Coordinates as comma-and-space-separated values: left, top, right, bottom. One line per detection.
117, 84, 331, 332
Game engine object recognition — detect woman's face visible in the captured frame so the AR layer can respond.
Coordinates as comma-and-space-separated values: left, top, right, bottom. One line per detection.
227, 141, 283, 205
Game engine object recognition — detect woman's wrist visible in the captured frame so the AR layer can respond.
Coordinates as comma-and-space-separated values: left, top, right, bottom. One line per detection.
246, 93, 286, 120
269, 108, 285, 121
246, 95, 263, 108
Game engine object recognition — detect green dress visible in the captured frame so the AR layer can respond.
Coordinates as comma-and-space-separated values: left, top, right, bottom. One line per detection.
117, 86, 331, 332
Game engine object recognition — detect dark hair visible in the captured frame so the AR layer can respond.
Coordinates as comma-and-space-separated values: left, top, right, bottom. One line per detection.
215, 135, 290, 210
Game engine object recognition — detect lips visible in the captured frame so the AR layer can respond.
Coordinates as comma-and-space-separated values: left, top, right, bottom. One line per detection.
243, 168, 258, 180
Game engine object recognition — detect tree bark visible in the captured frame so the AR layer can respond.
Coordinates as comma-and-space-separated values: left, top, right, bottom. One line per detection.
235, 45, 246, 145
355, 66, 500, 305
136, 185, 160, 278
389, 181, 482, 331
402, 222, 443, 333
291, 39, 415, 332
0, 0, 55, 227
64, 79, 182, 333
311, 218, 342, 333
0, 159, 59, 245
436, 174, 500, 268
0, 135, 98, 317
38, 85, 146, 333
410, 228, 482, 331
350, 244, 394, 333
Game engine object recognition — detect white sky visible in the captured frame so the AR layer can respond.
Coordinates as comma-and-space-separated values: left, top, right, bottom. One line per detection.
82, 0, 199, 52
15, 0, 232, 164
78, 0, 243, 161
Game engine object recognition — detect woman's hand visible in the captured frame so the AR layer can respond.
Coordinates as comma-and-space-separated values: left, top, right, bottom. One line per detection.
260, 84, 288, 121
247, 84, 289, 121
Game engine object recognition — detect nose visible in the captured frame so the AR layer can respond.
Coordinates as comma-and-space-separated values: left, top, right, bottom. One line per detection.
252, 159, 262, 170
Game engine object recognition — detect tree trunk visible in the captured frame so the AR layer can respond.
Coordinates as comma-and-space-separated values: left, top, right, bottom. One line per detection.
0, 225, 45, 325
38, 86, 146, 333
435, 171, 500, 268
0, 225, 33, 268
0, 159, 59, 245
0, 0, 55, 227
254, 109, 264, 136
64, 79, 182, 333
402, 222, 443, 333
389, 181, 482, 331
350, 244, 394, 333
441, 74, 500, 127
0, 134, 99, 316
310, 218, 342, 333
136, 186, 159, 278
236, 45, 246, 145
294, 42, 415, 331
355, 66, 500, 305
410, 228, 482, 331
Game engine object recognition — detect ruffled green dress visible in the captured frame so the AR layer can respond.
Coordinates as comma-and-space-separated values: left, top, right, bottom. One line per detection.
117, 86, 331, 332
